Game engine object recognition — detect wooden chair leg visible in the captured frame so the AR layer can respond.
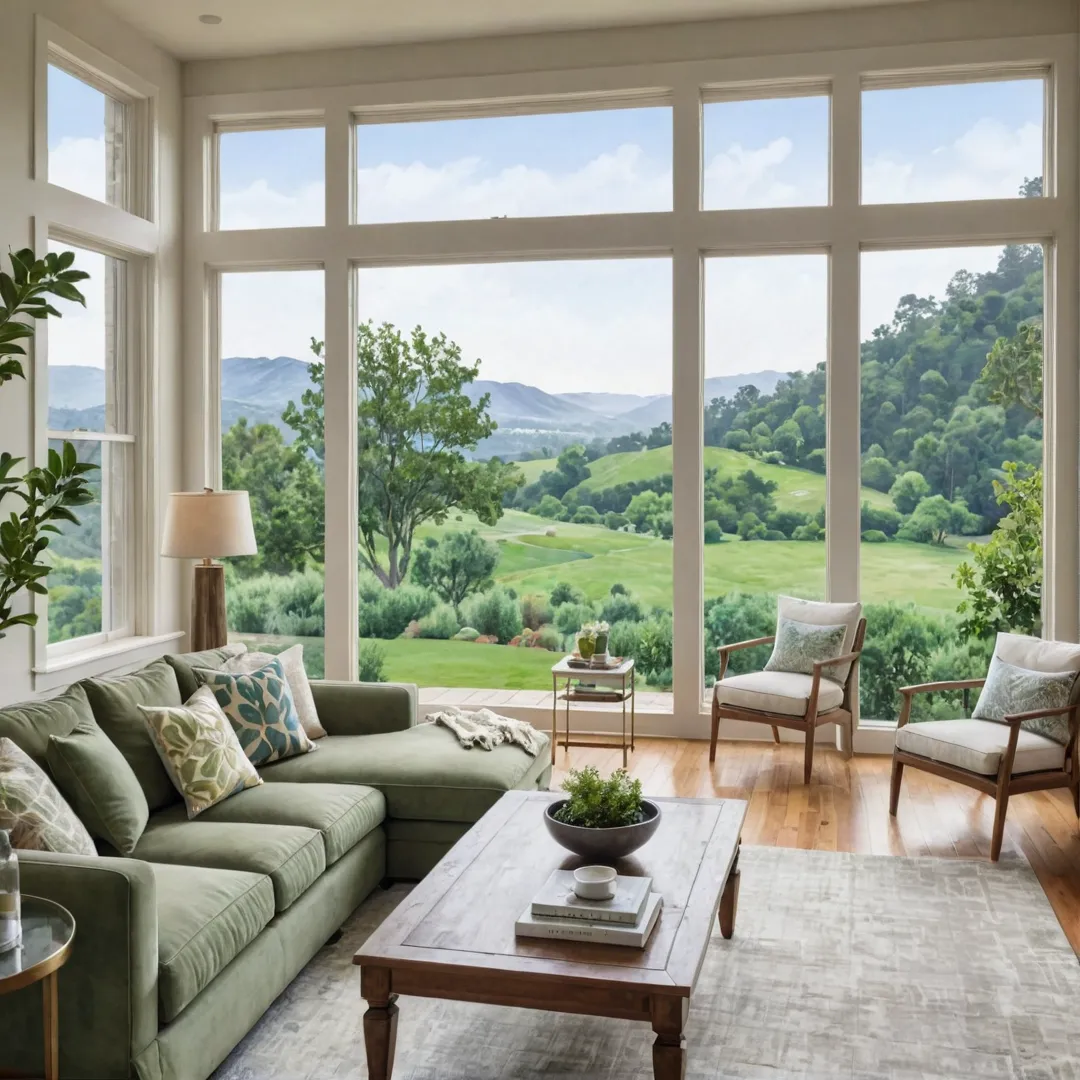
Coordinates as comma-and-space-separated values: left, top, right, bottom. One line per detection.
802, 728, 814, 785
990, 789, 1010, 862
709, 698, 720, 764
888, 755, 903, 816
1072, 774, 1080, 821
770, 725, 780, 744
844, 712, 854, 760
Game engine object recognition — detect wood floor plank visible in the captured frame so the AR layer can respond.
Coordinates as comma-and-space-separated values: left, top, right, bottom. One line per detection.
551, 737, 1080, 953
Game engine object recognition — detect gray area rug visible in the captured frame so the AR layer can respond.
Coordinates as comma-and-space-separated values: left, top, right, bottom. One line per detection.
214, 847, 1080, 1079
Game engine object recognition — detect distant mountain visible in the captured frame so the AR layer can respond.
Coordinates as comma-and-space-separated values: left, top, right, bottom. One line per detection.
46, 365, 105, 410
618, 371, 791, 431
222, 356, 317, 407
467, 381, 604, 432
555, 391, 667, 416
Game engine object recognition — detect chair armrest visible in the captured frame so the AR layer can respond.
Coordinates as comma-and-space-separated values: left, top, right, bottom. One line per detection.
717, 636, 775, 678
4, 851, 158, 1080
812, 650, 863, 674
895, 679, 986, 728
1001, 704, 1077, 725
311, 679, 418, 736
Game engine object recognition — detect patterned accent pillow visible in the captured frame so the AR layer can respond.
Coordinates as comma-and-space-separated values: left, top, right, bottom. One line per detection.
764, 616, 847, 679
139, 687, 263, 819
0, 738, 96, 856
194, 657, 316, 766
972, 655, 1077, 746
220, 644, 326, 740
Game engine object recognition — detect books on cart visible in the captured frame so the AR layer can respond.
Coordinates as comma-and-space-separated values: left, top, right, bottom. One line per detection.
566, 654, 625, 670
515, 870, 662, 947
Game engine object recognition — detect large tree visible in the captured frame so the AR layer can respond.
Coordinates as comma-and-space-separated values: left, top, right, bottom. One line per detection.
412, 530, 498, 615
283, 321, 521, 588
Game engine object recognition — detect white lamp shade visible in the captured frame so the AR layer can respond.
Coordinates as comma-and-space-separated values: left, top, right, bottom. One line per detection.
161, 490, 258, 559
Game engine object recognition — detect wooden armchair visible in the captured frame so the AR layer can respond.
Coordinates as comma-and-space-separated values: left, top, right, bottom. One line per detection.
710, 616, 867, 784
890, 671, 1080, 862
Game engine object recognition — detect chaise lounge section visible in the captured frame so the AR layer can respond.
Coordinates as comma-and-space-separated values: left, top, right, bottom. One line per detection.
0, 647, 550, 1080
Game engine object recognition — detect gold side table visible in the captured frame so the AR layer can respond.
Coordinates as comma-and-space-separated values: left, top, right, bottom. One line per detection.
0, 895, 75, 1080
551, 656, 636, 768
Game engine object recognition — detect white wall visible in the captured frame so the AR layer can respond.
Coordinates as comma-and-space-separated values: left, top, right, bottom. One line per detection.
0, 0, 184, 703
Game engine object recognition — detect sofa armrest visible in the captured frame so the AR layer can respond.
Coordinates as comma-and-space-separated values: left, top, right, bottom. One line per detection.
311, 680, 418, 736
3, 851, 158, 1080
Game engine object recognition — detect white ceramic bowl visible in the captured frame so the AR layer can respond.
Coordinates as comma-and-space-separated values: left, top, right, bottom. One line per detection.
573, 865, 617, 900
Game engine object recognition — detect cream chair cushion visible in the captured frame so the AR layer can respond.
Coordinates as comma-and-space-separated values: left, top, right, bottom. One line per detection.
771, 596, 862, 682
895, 718, 1065, 776
714, 671, 845, 717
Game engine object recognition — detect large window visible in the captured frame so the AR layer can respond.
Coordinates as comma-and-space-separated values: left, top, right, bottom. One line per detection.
353, 259, 673, 691
46, 243, 134, 646
218, 270, 327, 674
356, 106, 672, 222
859, 244, 1044, 720
702, 255, 828, 687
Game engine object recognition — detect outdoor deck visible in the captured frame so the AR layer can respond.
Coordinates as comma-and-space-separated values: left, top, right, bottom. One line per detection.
417, 687, 675, 712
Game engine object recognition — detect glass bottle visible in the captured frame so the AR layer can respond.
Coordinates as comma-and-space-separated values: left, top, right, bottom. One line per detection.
0, 829, 20, 954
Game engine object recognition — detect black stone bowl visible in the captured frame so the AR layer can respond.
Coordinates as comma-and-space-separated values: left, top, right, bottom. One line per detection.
543, 799, 662, 860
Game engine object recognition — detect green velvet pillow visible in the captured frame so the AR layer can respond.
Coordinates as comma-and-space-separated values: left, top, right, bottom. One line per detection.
46, 720, 149, 854
165, 644, 247, 702
81, 659, 184, 812
0, 684, 96, 768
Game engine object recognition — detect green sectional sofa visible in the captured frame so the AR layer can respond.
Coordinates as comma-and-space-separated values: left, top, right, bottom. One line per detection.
0, 647, 550, 1080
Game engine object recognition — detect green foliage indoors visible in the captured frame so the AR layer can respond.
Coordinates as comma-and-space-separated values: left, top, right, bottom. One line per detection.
553, 766, 645, 828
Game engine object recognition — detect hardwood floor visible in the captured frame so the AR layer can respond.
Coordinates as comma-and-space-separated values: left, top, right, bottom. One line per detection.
550, 737, 1080, 954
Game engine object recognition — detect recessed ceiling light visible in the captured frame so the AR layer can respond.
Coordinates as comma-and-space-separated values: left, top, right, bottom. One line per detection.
198, 13, 222, 24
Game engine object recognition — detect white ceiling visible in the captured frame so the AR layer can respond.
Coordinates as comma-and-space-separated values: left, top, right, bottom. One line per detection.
99, 0, 918, 61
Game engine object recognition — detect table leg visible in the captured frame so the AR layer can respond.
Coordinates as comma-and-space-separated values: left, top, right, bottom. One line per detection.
630, 676, 636, 751
718, 846, 741, 940
565, 680, 571, 752
551, 675, 557, 763
650, 995, 687, 1080
621, 683, 627, 768
361, 967, 399, 1080
42, 970, 59, 1080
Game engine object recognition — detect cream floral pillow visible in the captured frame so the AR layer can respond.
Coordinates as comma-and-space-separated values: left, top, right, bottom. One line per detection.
139, 687, 262, 819
764, 616, 847, 679
0, 737, 96, 856
972, 655, 1077, 746
220, 644, 326, 740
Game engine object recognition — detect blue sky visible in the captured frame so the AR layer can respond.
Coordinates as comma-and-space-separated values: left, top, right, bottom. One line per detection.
47, 71, 1044, 394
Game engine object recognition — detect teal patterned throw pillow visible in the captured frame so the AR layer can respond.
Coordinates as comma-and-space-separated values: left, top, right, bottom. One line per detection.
972, 655, 1077, 746
764, 616, 847, 679
194, 658, 316, 767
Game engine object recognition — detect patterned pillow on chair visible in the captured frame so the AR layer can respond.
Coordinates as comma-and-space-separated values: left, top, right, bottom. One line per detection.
195, 657, 316, 766
764, 616, 847, 679
972, 655, 1077, 746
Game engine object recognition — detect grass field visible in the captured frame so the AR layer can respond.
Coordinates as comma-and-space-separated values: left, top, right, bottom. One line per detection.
514, 446, 893, 514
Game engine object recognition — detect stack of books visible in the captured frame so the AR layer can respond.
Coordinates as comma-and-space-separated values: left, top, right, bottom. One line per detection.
515, 870, 662, 947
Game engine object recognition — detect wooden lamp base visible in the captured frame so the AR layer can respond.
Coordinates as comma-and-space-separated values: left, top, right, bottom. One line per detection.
191, 561, 228, 652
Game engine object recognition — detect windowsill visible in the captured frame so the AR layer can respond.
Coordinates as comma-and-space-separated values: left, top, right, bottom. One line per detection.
34, 631, 185, 691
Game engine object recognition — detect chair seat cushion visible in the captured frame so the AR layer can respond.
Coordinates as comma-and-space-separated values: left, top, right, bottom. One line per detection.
895, 718, 1066, 776
131, 816, 325, 911
259, 724, 551, 823
713, 671, 844, 717
151, 862, 275, 1023
177, 781, 385, 864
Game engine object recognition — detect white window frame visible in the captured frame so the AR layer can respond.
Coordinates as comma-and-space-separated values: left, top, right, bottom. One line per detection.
184, 33, 1078, 750
31, 18, 164, 684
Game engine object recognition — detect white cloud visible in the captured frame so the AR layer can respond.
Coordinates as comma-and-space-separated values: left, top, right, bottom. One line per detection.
221, 270, 325, 361
46, 247, 105, 370
219, 179, 325, 230
703, 137, 809, 209
47, 136, 106, 203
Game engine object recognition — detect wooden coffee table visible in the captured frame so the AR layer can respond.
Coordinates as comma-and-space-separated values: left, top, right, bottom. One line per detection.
354, 790, 746, 1080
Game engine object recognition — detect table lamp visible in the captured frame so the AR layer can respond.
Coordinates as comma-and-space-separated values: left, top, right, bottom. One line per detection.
162, 489, 257, 652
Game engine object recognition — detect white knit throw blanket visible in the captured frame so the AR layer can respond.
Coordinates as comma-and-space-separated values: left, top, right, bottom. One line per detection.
427, 707, 542, 756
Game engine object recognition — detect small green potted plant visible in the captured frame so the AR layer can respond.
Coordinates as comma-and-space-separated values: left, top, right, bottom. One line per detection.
544, 766, 661, 859
592, 620, 610, 663
576, 623, 597, 660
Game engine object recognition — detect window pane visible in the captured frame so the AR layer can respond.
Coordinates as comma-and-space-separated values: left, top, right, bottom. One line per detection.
862, 79, 1044, 204
46, 439, 131, 643
703, 255, 828, 692
220, 270, 326, 675
355, 260, 672, 701
356, 108, 671, 223
859, 245, 1044, 721
47, 64, 126, 207
218, 127, 325, 230
703, 96, 829, 209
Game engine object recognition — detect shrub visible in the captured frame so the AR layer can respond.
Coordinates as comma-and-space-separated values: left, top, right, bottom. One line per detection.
703, 592, 776, 679
520, 593, 554, 631
358, 583, 437, 639
554, 601, 596, 638
417, 602, 460, 639
357, 641, 386, 683
600, 593, 644, 624
703, 520, 725, 544
460, 587, 522, 644
861, 529, 888, 543
609, 583, 628, 596
550, 581, 585, 607
604, 512, 628, 531
535, 494, 565, 520
532, 625, 561, 651
792, 521, 824, 541
763, 529, 787, 541
860, 502, 903, 537
453, 626, 480, 641
226, 569, 326, 636
572, 506, 602, 525
861, 456, 897, 493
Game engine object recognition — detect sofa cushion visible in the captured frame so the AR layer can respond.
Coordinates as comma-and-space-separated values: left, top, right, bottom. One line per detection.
131, 816, 325, 912
165, 644, 247, 702
895, 718, 1066, 776
0, 684, 96, 768
81, 660, 184, 812
46, 719, 149, 854
185, 782, 385, 864
714, 670, 845, 717
151, 862, 275, 1023
259, 723, 550, 822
